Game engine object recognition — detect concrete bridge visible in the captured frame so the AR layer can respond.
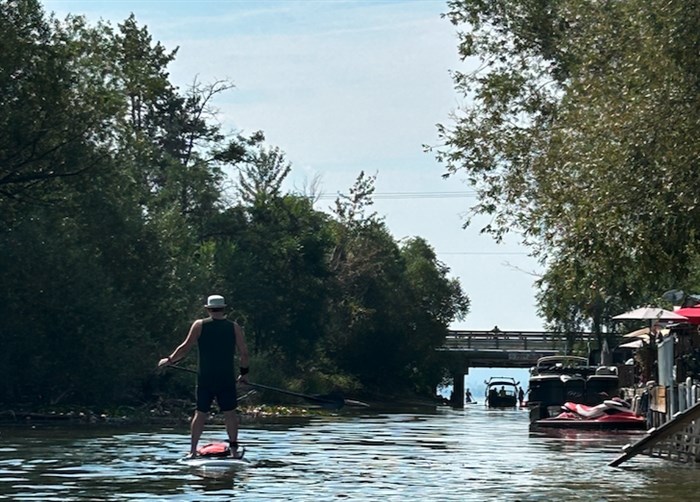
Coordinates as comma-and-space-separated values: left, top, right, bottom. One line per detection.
438, 330, 606, 368
437, 329, 611, 407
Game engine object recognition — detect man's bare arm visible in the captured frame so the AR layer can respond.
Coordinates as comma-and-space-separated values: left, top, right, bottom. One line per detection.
235, 322, 249, 380
158, 320, 202, 367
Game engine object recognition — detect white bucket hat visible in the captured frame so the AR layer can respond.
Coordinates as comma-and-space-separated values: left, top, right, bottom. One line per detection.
205, 295, 226, 308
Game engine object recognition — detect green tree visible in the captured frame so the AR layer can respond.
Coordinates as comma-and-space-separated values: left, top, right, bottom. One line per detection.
0, 0, 120, 229
397, 237, 470, 394
214, 143, 334, 369
0, 5, 226, 404
325, 174, 469, 394
436, 0, 700, 331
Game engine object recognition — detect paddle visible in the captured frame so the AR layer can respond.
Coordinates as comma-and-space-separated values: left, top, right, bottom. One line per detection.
164, 364, 362, 409
165, 364, 197, 375
245, 382, 346, 410
161, 364, 256, 402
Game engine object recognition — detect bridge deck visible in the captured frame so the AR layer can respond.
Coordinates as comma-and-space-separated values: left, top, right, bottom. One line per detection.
438, 330, 612, 367
442, 330, 602, 351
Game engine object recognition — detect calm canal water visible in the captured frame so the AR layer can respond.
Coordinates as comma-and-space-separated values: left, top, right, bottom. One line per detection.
1, 405, 698, 501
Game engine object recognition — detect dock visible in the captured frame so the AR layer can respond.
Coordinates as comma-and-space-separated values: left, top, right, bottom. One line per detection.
609, 379, 700, 467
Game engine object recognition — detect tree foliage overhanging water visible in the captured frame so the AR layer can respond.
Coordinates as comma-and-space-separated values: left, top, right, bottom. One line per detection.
0, 0, 470, 408
436, 0, 700, 337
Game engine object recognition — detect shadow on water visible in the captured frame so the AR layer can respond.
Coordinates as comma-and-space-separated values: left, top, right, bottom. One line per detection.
529, 426, 646, 445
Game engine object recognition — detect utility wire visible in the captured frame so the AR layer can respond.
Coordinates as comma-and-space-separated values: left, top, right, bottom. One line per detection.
438, 252, 530, 255
316, 191, 476, 200
313, 190, 531, 257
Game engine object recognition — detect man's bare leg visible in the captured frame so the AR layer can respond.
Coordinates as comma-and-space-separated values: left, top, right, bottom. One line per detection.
223, 409, 238, 444
223, 409, 242, 457
190, 410, 207, 455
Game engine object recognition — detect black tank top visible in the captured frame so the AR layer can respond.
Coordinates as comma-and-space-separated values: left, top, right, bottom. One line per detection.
197, 318, 236, 386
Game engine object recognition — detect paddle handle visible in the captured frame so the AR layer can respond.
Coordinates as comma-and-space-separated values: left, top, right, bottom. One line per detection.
167, 364, 197, 375
165, 365, 350, 409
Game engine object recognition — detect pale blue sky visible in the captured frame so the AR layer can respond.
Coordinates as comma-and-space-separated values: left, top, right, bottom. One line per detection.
44, 0, 546, 332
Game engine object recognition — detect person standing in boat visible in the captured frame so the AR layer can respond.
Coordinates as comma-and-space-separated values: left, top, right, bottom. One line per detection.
158, 294, 249, 459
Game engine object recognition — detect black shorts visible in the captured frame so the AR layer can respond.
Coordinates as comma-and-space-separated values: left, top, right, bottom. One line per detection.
196, 383, 238, 412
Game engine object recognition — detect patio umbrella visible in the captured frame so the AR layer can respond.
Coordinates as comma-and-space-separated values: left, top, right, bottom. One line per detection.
673, 306, 700, 325
612, 307, 688, 322
618, 339, 644, 349
622, 327, 650, 338
619, 328, 651, 348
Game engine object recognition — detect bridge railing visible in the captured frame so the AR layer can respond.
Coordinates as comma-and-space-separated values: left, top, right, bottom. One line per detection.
440, 330, 605, 353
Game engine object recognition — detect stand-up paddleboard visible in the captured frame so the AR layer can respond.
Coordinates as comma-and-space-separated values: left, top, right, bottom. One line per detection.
178, 455, 250, 468
177, 442, 250, 468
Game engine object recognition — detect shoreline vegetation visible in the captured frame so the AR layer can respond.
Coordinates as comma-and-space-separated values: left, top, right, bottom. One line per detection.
0, 393, 445, 427
0, 396, 444, 427
0, 403, 316, 427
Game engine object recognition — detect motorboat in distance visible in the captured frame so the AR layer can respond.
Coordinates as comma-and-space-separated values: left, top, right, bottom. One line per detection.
485, 376, 519, 408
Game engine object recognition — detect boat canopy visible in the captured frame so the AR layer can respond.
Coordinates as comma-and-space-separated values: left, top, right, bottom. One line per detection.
485, 377, 520, 387
535, 355, 588, 366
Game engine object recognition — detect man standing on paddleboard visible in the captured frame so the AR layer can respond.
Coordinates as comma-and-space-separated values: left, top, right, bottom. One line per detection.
158, 294, 249, 458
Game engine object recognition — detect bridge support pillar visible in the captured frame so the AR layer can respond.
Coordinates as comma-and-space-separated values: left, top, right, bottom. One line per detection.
451, 371, 465, 408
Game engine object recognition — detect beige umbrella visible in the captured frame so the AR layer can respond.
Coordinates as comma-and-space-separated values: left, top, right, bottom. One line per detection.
622, 327, 650, 340
612, 307, 688, 322
619, 339, 644, 349
621, 326, 671, 345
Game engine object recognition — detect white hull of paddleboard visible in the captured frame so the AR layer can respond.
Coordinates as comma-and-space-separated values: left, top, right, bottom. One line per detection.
177, 456, 250, 468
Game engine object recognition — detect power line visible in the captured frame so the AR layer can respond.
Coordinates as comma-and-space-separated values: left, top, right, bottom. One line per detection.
316, 191, 477, 200
438, 251, 530, 256
312, 191, 531, 256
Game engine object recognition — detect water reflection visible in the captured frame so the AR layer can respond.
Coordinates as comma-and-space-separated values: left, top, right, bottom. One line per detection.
0, 407, 697, 500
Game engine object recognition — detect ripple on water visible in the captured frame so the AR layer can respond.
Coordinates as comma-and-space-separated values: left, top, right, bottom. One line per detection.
0, 407, 697, 500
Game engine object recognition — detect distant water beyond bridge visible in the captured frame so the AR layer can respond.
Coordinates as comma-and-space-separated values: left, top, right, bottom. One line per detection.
438, 330, 606, 368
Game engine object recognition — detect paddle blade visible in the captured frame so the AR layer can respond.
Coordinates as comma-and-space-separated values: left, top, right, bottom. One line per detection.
313, 392, 346, 410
